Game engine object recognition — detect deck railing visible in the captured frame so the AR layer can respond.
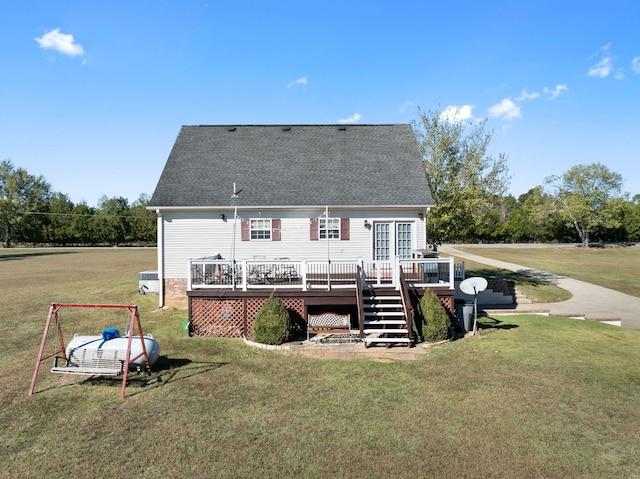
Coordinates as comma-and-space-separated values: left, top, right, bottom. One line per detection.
187, 256, 461, 292
398, 267, 414, 341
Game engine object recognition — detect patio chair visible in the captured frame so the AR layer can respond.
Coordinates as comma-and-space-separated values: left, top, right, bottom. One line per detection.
221, 264, 236, 284
274, 265, 300, 282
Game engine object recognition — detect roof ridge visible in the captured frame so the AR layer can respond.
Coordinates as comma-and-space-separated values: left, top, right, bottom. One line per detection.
189, 123, 409, 127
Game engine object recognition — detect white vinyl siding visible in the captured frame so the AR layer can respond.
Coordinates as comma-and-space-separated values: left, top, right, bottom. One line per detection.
160, 210, 426, 278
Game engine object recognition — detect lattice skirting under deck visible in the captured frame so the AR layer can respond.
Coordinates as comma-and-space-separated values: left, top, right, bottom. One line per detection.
439, 296, 454, 316
190, 297, 305, 339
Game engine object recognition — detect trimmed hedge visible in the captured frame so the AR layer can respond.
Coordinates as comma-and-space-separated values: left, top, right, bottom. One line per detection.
418, 288, 452, 342
252, 293, 292, 345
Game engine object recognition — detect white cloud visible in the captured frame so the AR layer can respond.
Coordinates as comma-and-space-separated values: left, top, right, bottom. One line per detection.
486, 83, 566, 123
35, 28, 84, 56
337, 113, 362, 124
544, 84, 568, 99
588, 43, 624, 79
632, 57, 640, 74
287, 77, 308, 88
589, 56, 613, 78
439, 105, 473, 123
488, 98, 521, 120
516, 90, 540, 101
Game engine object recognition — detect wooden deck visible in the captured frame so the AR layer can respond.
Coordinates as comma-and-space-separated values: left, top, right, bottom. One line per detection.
187, 286, 455, 340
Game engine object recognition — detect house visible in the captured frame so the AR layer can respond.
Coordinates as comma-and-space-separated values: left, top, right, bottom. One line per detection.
148, 124, 459, 345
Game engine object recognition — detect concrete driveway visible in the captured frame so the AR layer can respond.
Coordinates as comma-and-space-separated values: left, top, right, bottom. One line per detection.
440, 245, 640, 330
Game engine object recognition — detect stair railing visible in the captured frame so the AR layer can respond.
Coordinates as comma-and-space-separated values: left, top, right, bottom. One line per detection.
356, 265, 366, 338
398, 266, 414, 344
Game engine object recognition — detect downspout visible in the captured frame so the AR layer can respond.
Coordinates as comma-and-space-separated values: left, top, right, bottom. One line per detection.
156, 209, 164, 308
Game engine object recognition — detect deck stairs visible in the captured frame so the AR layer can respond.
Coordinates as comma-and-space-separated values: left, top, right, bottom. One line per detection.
362, 287, 411, 347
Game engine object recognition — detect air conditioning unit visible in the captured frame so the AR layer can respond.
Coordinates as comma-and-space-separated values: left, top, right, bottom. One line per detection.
138, 270, 159, 294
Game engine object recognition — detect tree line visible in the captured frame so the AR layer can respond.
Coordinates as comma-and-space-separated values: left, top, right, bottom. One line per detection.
414, 108, 639, 247
3, 109, 639, 248
1, 159, 156, 248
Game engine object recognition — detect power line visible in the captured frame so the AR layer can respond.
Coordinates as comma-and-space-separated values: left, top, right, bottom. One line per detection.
16, 211, 155, 219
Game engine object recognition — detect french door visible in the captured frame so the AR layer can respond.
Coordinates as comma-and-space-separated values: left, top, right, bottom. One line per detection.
374, 222, 413, 260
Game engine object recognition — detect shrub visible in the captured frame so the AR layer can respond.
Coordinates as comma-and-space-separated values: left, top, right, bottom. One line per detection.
418, 289, 452, 342
252, 293, 292, 345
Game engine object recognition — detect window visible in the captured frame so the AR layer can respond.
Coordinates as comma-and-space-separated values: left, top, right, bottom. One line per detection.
241, 218, 281, 241
374, 223, 390, 260
250, 219, 271, 240
374, 222, 413, 260
319, 217, 340, 239
396, 223, 413, 259
310, 217, 349, 241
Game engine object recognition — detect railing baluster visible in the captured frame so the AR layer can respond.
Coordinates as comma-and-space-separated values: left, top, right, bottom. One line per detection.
187, 256, 462, 291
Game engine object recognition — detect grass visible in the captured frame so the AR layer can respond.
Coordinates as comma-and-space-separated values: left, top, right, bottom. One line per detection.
459, 245, 640, 298
2, 248, 640, 478
440, 251, 572, 303
462, 259, 573, 303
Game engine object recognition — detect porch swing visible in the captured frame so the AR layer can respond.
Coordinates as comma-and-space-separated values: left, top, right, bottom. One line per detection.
29, 303, 160, 398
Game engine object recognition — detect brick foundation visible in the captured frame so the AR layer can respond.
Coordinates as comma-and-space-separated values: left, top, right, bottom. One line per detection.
164, 278, 188, 309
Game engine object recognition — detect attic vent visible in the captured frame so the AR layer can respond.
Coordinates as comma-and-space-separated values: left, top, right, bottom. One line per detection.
282, 126, 291, 131
227, 127, 237, 132
338, 126, 347, 131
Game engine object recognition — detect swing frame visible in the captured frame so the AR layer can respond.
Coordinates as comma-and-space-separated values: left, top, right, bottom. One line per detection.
29, 303, 152, 399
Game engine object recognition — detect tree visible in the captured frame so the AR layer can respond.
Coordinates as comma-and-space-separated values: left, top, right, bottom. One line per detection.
545, 163, 624, 247
620, 200, 640, 242
129, 194, 157, 245
42, 193, 75, 245
413, 108, 510, 242
96, 196, 131, 246
0, 159, 52, 247
70, 202, 98, 245
505, 187, 564, 242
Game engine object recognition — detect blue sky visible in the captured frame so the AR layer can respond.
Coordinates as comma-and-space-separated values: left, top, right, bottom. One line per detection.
2, 1, 639, 206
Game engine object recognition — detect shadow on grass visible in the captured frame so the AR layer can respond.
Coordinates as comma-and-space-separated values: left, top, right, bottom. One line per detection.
0, 250, 77, 261
88, 356, 227, 396
34, 356, 227, 397
476, 314, 519, 331
467, 266, 560, 287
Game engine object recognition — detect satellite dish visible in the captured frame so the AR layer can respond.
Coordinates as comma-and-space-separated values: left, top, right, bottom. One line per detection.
459, 277, 488, 336
460, 277, 488, 296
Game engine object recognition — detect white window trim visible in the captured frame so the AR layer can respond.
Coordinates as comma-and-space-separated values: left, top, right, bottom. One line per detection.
373, 220, 416, 260
250, 218, 272, 241
319, 217, 340, 240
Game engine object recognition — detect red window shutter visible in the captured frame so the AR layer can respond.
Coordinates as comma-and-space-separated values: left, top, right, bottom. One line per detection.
340, 218, 350, 240
272, 219, 281, 241
310, 218, 319, 241
241, 219, 250, 241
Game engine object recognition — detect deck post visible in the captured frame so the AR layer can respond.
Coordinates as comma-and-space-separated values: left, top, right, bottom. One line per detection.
240, 259, 248, 291
448, 257, 455, 289
301, 260, 308, 291
394, 256, 400, 290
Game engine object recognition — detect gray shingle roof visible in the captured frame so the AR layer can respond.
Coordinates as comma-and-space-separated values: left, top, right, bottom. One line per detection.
149, 124, 434, 208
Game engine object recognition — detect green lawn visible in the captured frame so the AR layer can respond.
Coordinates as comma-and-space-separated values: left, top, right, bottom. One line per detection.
2, 248, 640, 478
460, 245, 640, 298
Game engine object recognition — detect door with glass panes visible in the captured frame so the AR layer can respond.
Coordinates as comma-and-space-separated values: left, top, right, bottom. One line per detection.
374, 222, 413, 260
